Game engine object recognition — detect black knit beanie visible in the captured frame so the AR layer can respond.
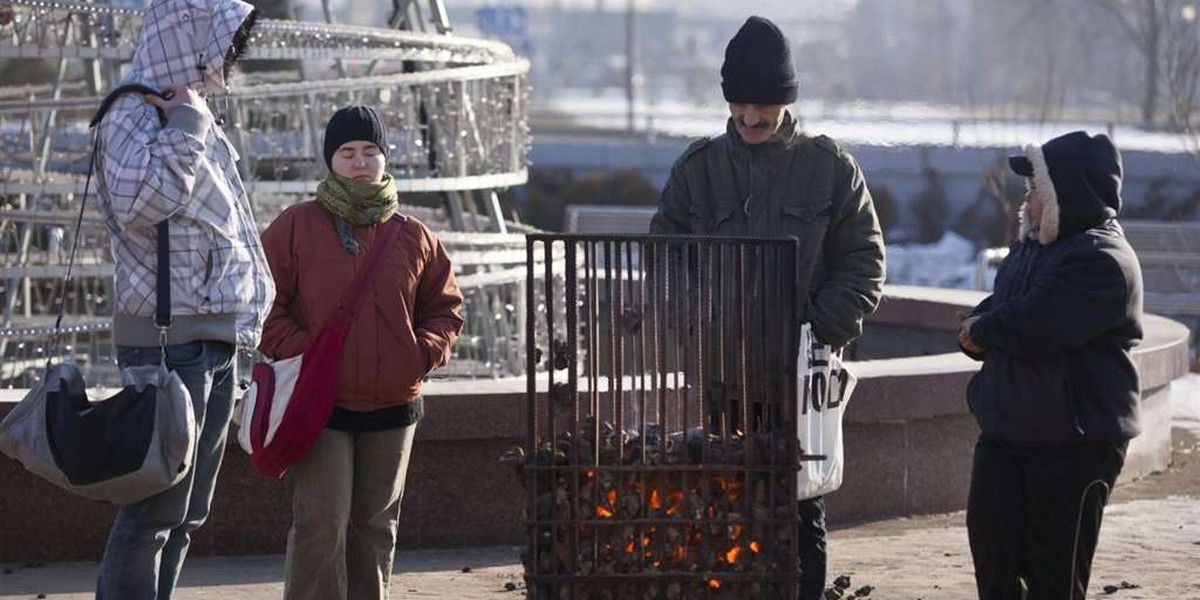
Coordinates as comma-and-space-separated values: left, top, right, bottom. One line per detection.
721, 16, 798, 105
323, 105, 388, 169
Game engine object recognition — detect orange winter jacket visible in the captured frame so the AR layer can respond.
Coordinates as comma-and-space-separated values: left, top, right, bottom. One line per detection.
258, 201, 464, 411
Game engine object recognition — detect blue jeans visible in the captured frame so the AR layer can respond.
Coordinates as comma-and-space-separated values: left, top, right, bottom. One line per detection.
96, 341, 236, 600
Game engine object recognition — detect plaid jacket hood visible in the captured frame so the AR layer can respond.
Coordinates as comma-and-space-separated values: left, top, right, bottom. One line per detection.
94, 0, 273, 347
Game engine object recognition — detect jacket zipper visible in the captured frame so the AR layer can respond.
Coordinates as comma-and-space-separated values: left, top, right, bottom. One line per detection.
743, 154, 755, 216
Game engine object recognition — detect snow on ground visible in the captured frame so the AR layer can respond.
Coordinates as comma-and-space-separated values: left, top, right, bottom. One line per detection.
882, 233, 988, 290
1173, 373, 1200, 437
541, 95, 1195, 153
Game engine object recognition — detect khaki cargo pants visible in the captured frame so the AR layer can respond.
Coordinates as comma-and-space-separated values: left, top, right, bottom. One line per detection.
283, 425, 417, 600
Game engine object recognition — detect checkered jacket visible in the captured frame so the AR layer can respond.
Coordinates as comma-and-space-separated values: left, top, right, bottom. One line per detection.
94, 0, 273, 347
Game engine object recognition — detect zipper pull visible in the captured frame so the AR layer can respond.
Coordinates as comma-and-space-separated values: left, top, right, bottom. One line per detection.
743, 194, 752, 216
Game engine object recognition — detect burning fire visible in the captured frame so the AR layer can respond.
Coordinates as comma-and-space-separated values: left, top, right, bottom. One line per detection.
729, 524, 745, 541
583, 472, 762, 583
524, 423, 803, 597
664, 490, 684, 516
596, 489, 618, 519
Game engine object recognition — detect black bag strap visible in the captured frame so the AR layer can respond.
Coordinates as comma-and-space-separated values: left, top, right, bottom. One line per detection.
89, 83, 168, 128
155, 220, 171, 333
49, 84, 173, 365
49, 137, 100, 365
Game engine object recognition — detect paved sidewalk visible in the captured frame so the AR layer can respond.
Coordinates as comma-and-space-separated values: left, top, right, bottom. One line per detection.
3, 430, 1198, 600
4, 500, 1196, 600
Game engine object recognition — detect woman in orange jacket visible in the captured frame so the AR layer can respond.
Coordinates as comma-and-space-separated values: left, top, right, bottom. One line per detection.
259, 105, 464, 600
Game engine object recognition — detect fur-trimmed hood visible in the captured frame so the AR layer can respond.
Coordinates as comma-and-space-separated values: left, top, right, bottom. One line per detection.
1010, 131, 1124, 245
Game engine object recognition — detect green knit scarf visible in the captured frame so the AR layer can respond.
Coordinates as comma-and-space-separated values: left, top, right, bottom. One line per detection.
316, 172, 399, 253
316, 172, 399, 226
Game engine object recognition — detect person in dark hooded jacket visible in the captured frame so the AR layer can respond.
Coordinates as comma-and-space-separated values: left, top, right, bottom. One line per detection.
958, 131, 1143, 600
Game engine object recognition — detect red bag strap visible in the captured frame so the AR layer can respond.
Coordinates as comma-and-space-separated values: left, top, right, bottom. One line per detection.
335, 216, 405, 318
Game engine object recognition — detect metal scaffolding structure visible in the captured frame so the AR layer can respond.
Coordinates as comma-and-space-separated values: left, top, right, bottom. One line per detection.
0, 0, 536, 386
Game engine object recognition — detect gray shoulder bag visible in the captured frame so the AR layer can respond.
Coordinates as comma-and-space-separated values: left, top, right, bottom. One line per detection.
0, 84, 196, 504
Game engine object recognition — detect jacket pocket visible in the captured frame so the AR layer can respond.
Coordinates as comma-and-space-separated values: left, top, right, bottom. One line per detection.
203, 249, 214, 287
689, 203, 738, 234
779, 198, 832, 239
380, 310, 426, 394
780, 201, 831, 223
779, 199, 832, 289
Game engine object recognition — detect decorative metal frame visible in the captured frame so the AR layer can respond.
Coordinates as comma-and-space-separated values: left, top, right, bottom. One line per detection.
0, 0, 533, 384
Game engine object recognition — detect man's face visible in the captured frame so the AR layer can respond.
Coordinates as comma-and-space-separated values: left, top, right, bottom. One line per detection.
729, 103, 787, 145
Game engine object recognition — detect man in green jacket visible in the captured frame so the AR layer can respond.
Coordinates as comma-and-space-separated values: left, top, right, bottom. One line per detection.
649, 16, 886, 600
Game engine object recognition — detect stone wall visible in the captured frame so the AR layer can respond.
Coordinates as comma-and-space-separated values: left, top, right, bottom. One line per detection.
0, 286, 1188, 561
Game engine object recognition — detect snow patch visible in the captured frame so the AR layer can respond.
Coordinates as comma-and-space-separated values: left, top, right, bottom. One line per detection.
884, 233, 983, 290
1171, 373, 1200, 438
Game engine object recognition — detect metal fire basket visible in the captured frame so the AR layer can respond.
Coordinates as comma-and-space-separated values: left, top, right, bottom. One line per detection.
523, 234, 807, 600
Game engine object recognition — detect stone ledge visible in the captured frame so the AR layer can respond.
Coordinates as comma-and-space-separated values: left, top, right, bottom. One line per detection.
0, 285, 1190, 561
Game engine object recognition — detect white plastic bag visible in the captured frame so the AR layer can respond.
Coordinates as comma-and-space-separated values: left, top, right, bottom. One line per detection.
796, 323, 858, 500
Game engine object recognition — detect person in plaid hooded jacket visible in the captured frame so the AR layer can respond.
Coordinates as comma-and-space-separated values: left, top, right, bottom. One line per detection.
91, 0, 272, 598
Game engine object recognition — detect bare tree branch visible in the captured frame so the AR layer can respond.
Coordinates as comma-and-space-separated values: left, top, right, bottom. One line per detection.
1160, 3, 1200, 162
1088, 0, 1151, 53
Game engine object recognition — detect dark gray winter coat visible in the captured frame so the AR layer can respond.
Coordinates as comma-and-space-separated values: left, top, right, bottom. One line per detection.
964, 134, 1144, 447
649, 113, 886, 348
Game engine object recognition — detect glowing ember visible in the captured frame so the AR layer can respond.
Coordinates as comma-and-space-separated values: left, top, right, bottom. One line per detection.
665, 490, 684, 516
729, 480, 744, 501
562, 461, 787, 592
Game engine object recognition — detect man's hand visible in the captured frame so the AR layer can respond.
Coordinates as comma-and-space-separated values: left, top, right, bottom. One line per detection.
143, 85, 204, 113
957, 310, 985, 355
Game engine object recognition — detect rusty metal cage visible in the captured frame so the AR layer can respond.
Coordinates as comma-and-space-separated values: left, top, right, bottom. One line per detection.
523, 234, 805, 600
